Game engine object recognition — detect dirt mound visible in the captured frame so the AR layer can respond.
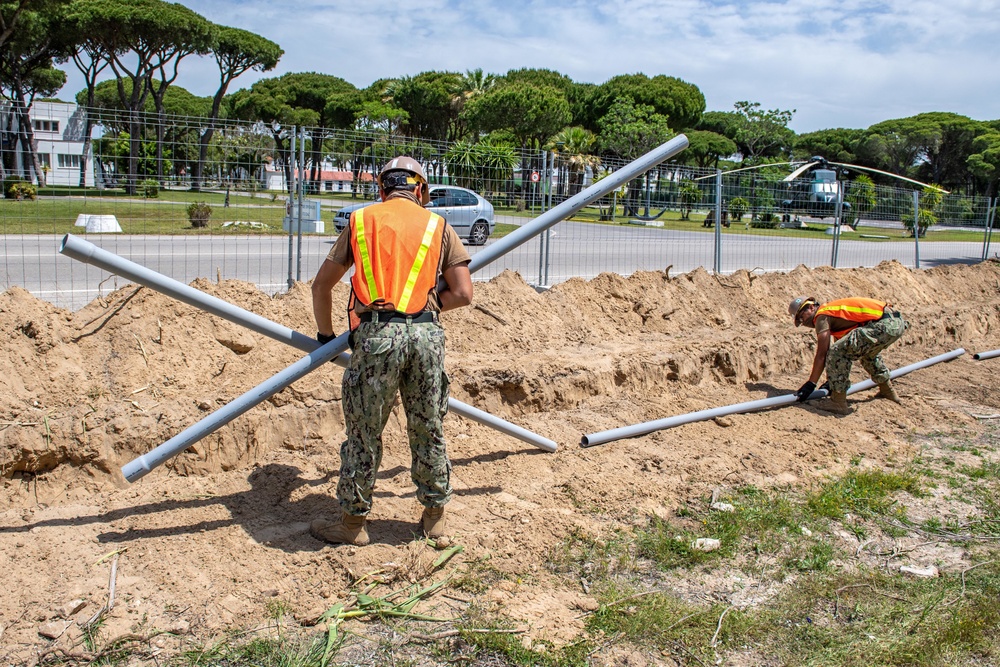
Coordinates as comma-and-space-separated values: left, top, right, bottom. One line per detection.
2, 260, 1000, 659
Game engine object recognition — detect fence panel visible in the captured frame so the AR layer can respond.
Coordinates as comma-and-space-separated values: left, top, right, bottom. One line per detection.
2, 104, 996, 310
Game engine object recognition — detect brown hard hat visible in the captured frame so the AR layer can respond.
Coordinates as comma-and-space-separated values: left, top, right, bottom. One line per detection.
377, 156, 430, 205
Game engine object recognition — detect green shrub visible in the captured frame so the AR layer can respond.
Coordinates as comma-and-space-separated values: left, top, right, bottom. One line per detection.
3, 177, 37, 200
140, 179, 159, 198
3, 178, 37, 201
186, 201, 212, 228
728, 196, 750, 222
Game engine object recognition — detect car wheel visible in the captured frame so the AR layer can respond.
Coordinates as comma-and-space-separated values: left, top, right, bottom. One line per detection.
469, 221, 490, 245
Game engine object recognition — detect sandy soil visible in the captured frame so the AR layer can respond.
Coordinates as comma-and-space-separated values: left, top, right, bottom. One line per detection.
2, 259, 1000, 664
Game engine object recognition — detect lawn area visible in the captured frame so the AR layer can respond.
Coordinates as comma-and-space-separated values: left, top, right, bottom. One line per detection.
2, 189, 990, 243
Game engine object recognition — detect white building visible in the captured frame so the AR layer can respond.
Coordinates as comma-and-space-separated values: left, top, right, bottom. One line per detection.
262, 166, 374, 193
1, 100, 95, 187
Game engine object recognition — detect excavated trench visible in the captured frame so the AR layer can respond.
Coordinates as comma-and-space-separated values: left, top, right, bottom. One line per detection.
2, 261, 1000, 489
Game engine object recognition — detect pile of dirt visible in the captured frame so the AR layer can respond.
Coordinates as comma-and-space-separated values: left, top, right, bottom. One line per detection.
2, 260, 1000, 661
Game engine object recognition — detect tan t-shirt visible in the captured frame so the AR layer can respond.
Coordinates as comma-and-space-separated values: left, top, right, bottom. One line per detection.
326, 199, 471, 313
814, 314, 857, 337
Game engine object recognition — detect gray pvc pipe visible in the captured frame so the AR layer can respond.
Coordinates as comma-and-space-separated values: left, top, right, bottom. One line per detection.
581, 348, 966, 447
973, 349, 1000, 361
59, 235, 557, 477
64, 135, 690, 481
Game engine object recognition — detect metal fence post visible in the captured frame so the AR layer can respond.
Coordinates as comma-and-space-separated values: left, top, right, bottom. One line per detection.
713, 169, 722, 274
537, 149, 548, 285
912, 190, 921, 269
543, 151, 554, 285
295, 126, 305, 282
287, 127, 296, 288
982, 197, 997, 261
830, 180, 844, 268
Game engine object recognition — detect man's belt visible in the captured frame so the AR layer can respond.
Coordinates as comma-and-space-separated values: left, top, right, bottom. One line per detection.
358, 310, 437, 324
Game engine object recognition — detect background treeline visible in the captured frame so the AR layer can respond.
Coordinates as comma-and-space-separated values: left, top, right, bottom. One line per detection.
2, 0, 1000, 199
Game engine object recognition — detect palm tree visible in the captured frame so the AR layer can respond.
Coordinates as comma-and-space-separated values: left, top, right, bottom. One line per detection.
548, 126, 601, 196
450, 68, 496, 141
459, 68, 496, 101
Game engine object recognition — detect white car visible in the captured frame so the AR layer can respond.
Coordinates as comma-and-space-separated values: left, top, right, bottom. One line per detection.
333, 185, 495, 245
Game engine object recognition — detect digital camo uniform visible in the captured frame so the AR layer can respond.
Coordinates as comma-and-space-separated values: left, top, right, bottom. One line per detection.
338, 319, 452, 515
824, 310, 909, 394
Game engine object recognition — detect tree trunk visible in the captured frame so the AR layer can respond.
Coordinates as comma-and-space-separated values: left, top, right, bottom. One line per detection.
14, 99, 44, 187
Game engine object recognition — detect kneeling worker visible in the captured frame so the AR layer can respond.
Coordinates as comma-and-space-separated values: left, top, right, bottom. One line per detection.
789, 296, 910, 414
311, 156, 474, 547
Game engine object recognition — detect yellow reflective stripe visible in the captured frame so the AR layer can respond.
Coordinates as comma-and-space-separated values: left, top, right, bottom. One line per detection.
818, 304, 883, 318
397, 212, 441, 313
354, 208, 379, 301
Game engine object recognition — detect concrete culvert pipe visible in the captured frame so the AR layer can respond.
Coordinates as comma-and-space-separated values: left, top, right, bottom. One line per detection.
580, 348, 966, 448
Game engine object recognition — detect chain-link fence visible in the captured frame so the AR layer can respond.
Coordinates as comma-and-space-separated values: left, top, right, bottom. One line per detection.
2, 103, 997, 310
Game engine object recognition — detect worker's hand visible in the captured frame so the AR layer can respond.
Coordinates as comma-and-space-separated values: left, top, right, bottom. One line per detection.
794, 381, 817, 402
316, 331, 336, 345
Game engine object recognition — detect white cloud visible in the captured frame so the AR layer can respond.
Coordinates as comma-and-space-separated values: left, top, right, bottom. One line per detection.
54, 0, 1000, 133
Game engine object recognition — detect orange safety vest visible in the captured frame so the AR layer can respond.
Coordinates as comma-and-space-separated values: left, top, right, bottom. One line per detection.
348, 199, 444, 331
816, 297, 888, 340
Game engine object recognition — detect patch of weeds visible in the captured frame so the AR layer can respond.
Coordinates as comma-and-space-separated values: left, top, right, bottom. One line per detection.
265, 598, 291, 621
452, 558, 504, 595
557, 482, 601, 513
458, 615, 591, 667
959, 461, 1000, 480
785, 540, 834, 572
737, 564, 1000, 666
922, 516, 944, 532
807, 468, 922, 520
81, 617, 105, 652
550, 525, 633, 579
845, 518, 868, 542
637, 486, 813, 570
587, 583, 717, 649
188, 634, 327, 667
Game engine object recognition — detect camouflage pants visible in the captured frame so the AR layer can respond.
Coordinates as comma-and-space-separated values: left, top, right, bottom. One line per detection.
338, 320, 452, 516
826, 313, 910, 393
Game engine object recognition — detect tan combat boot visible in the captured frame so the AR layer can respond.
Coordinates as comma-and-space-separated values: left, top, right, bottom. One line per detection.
421, 506, 451, 548
822, 390, 853, 415
310, 513, 369, 546
877, 381, 901, 404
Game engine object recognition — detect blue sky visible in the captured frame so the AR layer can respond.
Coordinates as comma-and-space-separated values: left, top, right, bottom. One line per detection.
55, 0, 999, 134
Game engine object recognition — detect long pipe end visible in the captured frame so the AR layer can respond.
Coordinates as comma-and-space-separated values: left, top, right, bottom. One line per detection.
121, 458, 152, 484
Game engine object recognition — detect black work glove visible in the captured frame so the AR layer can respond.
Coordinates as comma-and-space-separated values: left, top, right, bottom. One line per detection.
794, 381, 817, 402
818, 381, 830, 393
316, 331, 336, 345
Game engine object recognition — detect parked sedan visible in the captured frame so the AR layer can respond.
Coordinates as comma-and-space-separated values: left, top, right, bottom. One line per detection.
332, 185, 495, 245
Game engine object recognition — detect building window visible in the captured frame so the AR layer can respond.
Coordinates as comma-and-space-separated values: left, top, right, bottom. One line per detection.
33, 120, 60, 133
57, 154, 81, 169
38, 153, 51, 168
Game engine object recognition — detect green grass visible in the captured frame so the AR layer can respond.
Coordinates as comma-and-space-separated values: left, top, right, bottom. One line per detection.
62, 426, 1000, 666
3, 187, 989, 242
2, 196, 290, 234
585, 565, 1000, 666
806, 468, 923, 520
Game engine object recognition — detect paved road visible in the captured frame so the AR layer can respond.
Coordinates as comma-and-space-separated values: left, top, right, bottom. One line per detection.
2, 220, 993, 311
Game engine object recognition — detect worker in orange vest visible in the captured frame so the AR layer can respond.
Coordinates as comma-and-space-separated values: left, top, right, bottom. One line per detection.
789, 296, 909, 415
310, 156, 473, 547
